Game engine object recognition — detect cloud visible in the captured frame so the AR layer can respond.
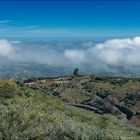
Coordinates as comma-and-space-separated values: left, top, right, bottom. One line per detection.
0, 39, 23, 62
91, 37, 140, 65
62, 36, 140, 71
0, 39, 14, 58
64, 50, 86, 64
0, 20, 12, 24
1, 36, 140, 74
20, 26, 39, 30
10, 41, 21, 44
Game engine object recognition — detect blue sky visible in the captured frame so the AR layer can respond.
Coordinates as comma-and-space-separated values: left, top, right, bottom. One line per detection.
0, 0, 140, 40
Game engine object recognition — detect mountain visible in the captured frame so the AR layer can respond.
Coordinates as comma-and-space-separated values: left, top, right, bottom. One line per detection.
0, 75, 140, 139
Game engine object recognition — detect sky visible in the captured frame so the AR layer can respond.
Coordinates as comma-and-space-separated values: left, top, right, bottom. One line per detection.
1, 0, 140, 77
0, 0, 140, 40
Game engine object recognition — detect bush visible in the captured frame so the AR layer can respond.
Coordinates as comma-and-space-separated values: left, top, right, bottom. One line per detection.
0, 102, 46, 139
0, 80, 139, 140
109, 78, 128, 87
0, 81, 20, 99
96, 89, 110, 99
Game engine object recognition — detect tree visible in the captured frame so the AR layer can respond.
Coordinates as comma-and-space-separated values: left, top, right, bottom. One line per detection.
73, 68, 79, 77
90, 74, 96, 81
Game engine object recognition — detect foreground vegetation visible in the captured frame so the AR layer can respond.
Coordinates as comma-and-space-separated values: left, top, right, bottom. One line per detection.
0, 79, 140, 139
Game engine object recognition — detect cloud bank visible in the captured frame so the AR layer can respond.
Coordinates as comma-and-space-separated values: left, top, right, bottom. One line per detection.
93, 37, 140, 65
0, 39, 16, 59
1, 36, 140, 73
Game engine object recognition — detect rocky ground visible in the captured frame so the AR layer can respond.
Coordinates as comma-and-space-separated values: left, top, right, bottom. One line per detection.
24, 75, 140, 128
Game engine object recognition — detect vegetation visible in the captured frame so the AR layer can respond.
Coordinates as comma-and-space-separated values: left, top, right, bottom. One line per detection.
0, 78, 140, 139
73, 68, 79, 77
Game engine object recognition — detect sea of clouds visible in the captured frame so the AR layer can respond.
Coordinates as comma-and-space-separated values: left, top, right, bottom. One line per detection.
1, 36, 140, 76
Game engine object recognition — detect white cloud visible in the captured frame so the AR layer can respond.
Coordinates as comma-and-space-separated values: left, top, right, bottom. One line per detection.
96, 37, 140, 49
1, 36, 140, 71
61, 36, 140, 67
132, 37, 140, 46
10, 40, 21, 44
91, 37, 140, 65
0, 20, 12, 24
0, 39, 14, 57
20, 26, 39, 30
64, 50, 86, 64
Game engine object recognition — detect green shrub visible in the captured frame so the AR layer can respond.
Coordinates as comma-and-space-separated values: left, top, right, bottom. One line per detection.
0, 81, 21, 99
0, 100, 47, 140
0, 81, 139, 140
96, 89, 109, 99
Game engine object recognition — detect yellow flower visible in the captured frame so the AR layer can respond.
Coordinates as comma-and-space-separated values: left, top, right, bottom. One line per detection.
38, 111, 45, 117
47, 114, 60, 123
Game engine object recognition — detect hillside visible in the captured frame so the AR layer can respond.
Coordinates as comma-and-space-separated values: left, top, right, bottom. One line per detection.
0, 76, 140, 139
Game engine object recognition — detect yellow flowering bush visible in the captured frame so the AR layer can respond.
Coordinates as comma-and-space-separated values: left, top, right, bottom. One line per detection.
47, 114, 60, 123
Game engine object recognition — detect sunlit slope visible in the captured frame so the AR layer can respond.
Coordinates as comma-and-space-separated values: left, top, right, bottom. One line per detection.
0, 80, 139, 139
